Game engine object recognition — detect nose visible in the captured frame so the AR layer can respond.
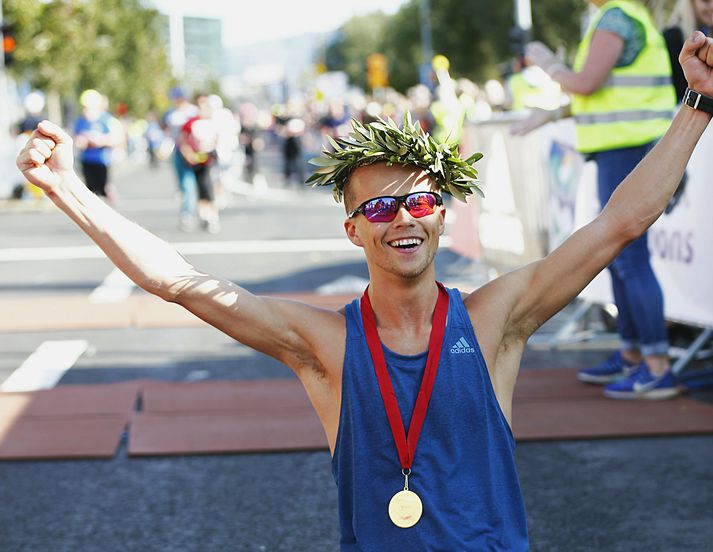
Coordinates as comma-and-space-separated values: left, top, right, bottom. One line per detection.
390, 200, 417, 226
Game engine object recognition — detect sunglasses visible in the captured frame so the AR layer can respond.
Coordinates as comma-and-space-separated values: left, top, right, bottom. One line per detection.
349, 191, 443, 223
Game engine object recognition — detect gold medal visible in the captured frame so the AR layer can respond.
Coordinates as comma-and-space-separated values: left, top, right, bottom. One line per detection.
361, 285, 449, 531
388, 489, 423, 528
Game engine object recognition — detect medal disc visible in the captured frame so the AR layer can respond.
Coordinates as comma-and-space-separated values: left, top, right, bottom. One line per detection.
388, 490, 423, 528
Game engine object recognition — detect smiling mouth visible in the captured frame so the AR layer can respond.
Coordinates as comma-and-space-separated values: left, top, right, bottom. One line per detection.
387, 238, 424, 250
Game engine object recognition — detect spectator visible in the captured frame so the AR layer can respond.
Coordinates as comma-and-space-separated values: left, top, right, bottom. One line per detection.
514, 0, 679, 399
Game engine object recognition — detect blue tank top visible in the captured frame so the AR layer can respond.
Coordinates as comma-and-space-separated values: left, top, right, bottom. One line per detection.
332, 287, 529, 551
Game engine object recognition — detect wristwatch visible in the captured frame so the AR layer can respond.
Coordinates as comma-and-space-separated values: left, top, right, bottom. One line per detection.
683, 88, 713, 115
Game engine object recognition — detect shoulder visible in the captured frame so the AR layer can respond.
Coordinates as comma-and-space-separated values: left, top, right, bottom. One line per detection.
181, 116, 198, 133
104, 114, 122, 131
596, 7, 638, 40
73, 117, 88, 131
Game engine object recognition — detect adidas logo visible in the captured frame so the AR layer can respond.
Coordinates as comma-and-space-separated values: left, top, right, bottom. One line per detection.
450, 337, 475, 354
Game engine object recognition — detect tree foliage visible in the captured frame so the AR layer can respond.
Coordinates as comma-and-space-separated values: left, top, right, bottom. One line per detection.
326, 0, 588, 92
3, 0, 172, 115
325, 12, 387, 91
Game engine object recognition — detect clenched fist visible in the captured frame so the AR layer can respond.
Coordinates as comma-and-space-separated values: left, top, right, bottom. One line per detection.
681, 31, 713, 97
16, 120, 75, 195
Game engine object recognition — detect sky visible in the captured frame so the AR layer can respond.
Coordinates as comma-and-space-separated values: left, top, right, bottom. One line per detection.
149, 0, 409, 47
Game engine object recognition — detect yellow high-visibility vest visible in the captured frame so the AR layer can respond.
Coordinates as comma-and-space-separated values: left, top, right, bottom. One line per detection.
572, 0, 676, 153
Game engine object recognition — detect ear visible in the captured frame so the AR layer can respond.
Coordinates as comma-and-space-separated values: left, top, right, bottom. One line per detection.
438, 207, 446, 235
344, 218, 364, 247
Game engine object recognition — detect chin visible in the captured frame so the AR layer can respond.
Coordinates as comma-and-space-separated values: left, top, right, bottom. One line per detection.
385, 256, 434, 280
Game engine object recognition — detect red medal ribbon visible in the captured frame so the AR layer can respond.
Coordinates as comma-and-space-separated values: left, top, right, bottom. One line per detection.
360, 282, 449, 470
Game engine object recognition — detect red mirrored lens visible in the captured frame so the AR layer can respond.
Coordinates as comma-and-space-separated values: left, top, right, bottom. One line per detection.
405, 192, 437, 218
364, 197, 398, 222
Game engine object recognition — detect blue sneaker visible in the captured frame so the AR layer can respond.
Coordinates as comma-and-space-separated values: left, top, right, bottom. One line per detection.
603, 363, 680, 400
577, 351, 638, 384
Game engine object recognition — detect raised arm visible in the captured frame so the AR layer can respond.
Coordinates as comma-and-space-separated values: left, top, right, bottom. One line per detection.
480, 32, 713, 341
510, 31, 623, 135
528, 29, 624, 96
16, 121, 344, 377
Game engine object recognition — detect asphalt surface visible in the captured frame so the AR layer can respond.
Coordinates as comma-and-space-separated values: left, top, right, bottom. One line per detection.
1, 148, 712, 552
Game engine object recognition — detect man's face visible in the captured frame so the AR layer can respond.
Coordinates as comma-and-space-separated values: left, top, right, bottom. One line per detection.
694, 0, 713, 27
344, 163, 446, 281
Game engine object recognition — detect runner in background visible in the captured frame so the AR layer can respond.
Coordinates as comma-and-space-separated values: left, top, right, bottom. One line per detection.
161, 86, 199, 231
73, 89, 123, 203
178, 93, 221, 234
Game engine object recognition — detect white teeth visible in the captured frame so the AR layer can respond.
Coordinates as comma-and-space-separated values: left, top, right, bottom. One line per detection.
388, 238, 423, 247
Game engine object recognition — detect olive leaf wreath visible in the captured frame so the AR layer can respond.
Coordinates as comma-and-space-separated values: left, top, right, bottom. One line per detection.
306, 111, 484, 203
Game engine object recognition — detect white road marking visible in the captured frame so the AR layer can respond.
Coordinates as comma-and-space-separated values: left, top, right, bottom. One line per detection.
89, 268, 136, 303
0, 237, 453, 262
316, 275, 370, 295
1, 340, 88, 392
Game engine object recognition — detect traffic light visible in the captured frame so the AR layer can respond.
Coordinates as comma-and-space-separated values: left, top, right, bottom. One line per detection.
2, 23, 16, 66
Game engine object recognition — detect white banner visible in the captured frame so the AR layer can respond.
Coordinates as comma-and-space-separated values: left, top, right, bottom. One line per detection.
565, 122, 713, 328
459, 116, 713, 328
460, 116, 550, 267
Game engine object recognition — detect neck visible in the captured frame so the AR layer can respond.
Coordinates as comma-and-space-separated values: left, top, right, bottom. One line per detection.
366, 269, 439, 335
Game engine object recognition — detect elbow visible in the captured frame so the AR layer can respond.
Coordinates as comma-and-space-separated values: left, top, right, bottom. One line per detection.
618, 223, 643, 245
574, 79, 602, 96
594, 206, 649, 249
602, 211, 645, 247
136, 276, 180, 303
568, 73, 607, 96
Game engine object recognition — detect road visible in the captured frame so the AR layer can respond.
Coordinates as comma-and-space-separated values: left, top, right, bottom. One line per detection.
0, 150, 712, 551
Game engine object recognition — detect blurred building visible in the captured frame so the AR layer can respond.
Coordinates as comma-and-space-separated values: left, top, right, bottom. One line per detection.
222, 32, 330, 102
150, 2, 223, 90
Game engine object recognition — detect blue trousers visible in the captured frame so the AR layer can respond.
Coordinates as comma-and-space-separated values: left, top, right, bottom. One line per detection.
173, 151, 198, 219
592, 142, 668, 356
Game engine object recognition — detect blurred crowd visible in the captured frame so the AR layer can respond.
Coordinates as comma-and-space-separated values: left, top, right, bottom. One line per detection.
9, 0, 710, 235
9, 73, 526, 223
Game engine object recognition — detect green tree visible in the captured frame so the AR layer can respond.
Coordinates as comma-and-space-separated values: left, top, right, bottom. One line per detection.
531, 0, 587, 57
380, 1, 423, 92
4, 0, 172, 116
324, 0, 587, 92
429, 0, 515, 82
324, 12, 387, 90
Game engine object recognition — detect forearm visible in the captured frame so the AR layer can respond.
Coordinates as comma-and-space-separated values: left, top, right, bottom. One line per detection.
49, 171, 194, 299
602, 105, 711, 236
550, 67, 603, 96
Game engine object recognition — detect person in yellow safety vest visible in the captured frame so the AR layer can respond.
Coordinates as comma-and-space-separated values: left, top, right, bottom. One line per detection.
506, 55, 563, 111
430, 89, 467, 147
512, 0, 679, 401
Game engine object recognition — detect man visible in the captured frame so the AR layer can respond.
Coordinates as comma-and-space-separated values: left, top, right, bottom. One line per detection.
73, 89, 123, 202
161, 86, 199, 230
177, 93, 221, 233
16, 33, 713, 550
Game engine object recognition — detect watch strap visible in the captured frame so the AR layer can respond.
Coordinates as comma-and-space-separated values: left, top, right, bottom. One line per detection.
683, 88, 713, 115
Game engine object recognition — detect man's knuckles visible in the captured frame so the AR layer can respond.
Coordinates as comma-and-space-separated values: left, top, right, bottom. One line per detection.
30, 139, 53, 157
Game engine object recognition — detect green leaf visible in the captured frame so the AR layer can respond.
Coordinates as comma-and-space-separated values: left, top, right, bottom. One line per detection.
465, 152, 484, 164
308, 156, 342, 167
326, 134, 342, 151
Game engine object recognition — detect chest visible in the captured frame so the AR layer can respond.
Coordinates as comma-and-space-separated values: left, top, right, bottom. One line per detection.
376, 327, 432, 356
